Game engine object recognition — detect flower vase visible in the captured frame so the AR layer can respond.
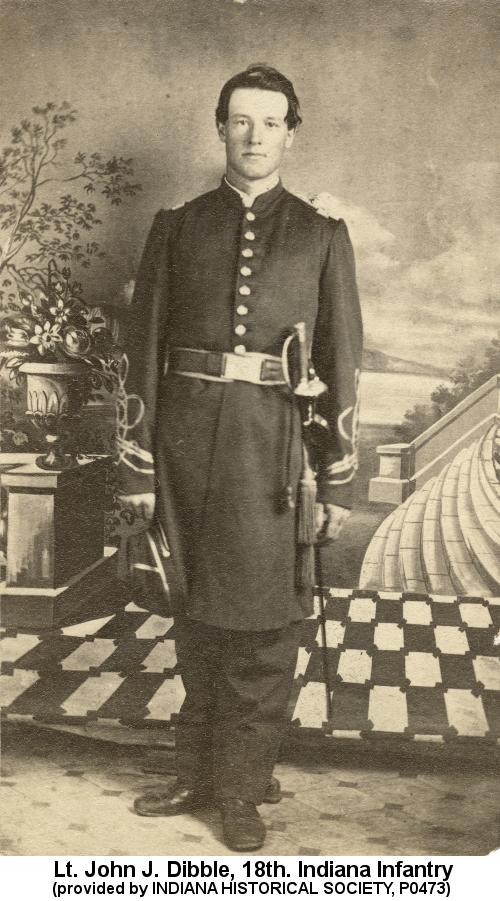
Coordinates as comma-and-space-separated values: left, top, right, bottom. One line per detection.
19, 362, 90, 470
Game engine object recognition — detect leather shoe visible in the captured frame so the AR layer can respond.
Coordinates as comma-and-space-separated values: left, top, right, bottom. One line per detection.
220, 799, 266, 852
137, 770, 282, 804
134, 783, 213, 817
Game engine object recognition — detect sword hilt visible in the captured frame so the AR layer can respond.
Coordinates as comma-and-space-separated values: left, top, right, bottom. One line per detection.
293, 321, 327, 398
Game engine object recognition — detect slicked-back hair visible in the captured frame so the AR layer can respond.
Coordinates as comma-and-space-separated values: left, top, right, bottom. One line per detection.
216, 64, 302, 130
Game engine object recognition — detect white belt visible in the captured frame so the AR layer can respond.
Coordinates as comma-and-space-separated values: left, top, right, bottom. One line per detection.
169, 347, 287, 386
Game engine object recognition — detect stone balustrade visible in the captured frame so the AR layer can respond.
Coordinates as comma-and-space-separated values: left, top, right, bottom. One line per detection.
369, 374, 500, 505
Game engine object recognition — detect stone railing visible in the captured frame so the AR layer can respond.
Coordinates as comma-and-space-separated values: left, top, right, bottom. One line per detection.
369, 374, 500, 505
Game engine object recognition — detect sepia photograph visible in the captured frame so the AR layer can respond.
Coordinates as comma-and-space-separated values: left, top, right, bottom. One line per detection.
1, 0, 499, 867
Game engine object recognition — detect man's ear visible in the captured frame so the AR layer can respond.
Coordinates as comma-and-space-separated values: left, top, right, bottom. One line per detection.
285, 128, 296, 150
217, 122, 226, 143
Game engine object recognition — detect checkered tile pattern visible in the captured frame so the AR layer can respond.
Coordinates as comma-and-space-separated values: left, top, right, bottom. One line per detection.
2, 590, 500, 744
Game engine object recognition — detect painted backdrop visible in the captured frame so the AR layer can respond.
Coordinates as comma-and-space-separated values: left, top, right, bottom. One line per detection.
2, 0, 500, 583
2, 0, 499, 371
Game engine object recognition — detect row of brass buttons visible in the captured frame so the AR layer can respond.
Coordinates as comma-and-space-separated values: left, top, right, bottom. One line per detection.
235, 211, 257, 354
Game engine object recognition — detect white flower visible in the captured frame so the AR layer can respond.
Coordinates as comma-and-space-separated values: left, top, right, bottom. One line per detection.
29, 322, 63, 355
49, 297, 71, 323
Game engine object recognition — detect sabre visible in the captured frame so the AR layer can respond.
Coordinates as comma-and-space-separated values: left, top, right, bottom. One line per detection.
315, 544, 333, 722
292, 320, 328, 564
290, 323, 332, 722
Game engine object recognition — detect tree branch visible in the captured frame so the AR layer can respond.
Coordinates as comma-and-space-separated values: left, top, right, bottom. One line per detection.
0, 235, 29, 270
0, 102, 140, 280
4, 261, 38, 294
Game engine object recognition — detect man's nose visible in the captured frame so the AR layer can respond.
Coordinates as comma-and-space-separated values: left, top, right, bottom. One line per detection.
247, 123, 264, 144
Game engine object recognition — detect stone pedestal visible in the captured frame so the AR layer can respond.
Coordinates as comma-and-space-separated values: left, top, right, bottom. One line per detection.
368, 443, 414, 505
1, 547, 118, 630
3, 455, 108, 589
0, 454, 120, 629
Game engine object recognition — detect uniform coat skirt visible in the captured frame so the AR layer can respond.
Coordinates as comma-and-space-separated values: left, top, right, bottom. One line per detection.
155, 373, 308, 631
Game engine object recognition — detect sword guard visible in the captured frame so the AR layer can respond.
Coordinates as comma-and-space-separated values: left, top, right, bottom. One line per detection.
294, 375, 328, 398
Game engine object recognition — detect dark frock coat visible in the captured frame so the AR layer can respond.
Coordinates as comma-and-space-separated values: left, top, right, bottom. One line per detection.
115, 179, 363, 631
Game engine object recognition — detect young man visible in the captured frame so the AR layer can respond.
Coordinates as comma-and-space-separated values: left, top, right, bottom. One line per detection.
116, 65, 362, 852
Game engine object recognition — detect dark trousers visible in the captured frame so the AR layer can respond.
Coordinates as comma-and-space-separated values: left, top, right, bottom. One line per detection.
173, 614, 301, 804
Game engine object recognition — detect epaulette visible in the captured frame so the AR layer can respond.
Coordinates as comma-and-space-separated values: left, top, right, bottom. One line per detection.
292, 191, 338, 220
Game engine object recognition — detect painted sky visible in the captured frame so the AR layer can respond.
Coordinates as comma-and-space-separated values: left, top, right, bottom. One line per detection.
1, 0, 499, 370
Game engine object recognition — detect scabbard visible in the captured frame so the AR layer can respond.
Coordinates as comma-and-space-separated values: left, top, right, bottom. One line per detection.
315, 545, 333, 721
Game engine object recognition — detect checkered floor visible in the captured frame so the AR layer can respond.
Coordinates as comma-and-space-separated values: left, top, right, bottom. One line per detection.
2, 590, 500, 745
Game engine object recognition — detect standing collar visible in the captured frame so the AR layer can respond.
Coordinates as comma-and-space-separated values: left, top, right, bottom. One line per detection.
218, 176, 285, 214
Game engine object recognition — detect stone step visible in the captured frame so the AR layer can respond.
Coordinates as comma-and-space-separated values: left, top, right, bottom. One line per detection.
456, 441, 500, 594
358, 508, 396, 590
494, 427, 500, 481
398, 478, 435, 593
477, 423, 500, 518
382, 494, 414, 591
440, 446, 492, 596
469, 435, 500, 548
420, 465, 455, 595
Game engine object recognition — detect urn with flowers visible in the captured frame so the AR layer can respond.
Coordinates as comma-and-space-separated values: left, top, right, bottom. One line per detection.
0, 261, 120, 469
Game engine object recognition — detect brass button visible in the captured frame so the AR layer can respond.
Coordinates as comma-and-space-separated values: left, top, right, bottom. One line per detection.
246, 211, 256, 221
234, 344, 246, 355
240, 266, 252, 277
237, 304, 248, 315
239, 285, 251, 296
244, 231, 255, 241
235, 324, 247, 337
241, 248, 253, 258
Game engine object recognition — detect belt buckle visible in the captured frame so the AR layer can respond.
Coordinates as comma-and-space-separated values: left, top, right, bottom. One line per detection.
224, 353, 260, 383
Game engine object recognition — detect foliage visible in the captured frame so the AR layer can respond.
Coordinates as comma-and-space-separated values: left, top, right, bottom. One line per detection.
395, 333, 500, 443
0, 101, 141, 300
0, 259, 120, 391
393, 402, 442, 444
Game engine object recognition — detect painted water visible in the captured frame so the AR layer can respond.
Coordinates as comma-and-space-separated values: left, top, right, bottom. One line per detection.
360, 371, 451, 426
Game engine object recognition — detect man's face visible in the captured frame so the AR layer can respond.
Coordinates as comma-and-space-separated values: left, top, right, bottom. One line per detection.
218, 88, 295, 183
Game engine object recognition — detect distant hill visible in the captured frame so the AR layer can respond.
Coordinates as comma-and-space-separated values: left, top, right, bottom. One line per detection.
363, 347, 450, 379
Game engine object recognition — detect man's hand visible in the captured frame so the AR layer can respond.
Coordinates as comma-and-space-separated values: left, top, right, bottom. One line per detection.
119, 493, 156, 521
315, 503, 351, 544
